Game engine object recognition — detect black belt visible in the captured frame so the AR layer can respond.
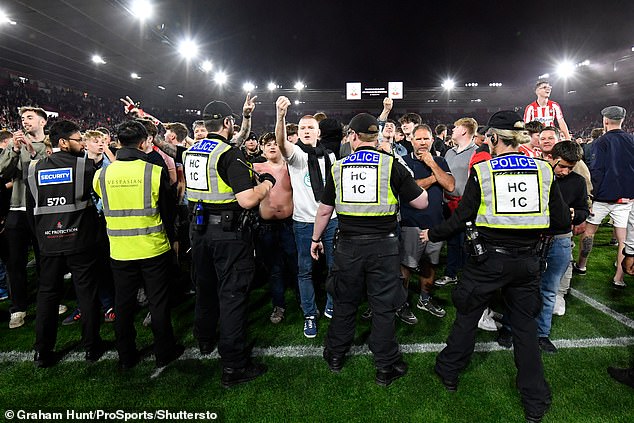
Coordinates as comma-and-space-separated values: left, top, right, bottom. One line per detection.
489, 245, 536, 257
338, 232, 397, 241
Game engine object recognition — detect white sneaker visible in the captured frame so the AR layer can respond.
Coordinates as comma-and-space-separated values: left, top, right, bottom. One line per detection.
434, 275, 458, 287
63, 272, 72, 280
26, 258, 37, 268
142, 312, 152, 327
553, 295, 566, 316
478, 308, 501, 331
9, 311, 26, 329
58, 304, 68, 315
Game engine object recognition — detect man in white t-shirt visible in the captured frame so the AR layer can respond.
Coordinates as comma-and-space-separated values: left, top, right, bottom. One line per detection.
274, 96, 338, 339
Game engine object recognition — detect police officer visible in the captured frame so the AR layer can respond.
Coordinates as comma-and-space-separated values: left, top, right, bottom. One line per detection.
93, 120, 182, 370
420, 111, 570, 423
182, 100, 275, 387
26, 120, 102, 367
310, 113, 428, 386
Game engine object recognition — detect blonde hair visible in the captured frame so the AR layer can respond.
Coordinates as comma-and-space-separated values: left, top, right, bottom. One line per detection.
453, 117, 478, 136
490, 128, 530, 148
84, 130, 104, 141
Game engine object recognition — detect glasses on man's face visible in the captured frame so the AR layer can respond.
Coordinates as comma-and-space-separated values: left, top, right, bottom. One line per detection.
66, 137, 83, 143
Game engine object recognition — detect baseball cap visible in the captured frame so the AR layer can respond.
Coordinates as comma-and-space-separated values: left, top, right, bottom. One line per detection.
202, 100, 238, 120
246, 131, 258, 141
485, 111, 525, 131
601, 105, 626, 120
348, 113, 379, 134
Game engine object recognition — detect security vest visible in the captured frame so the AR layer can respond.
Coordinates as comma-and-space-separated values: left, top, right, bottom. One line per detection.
95, 159, 170, 261
26, 153, 96, 255
332, 149, 398, 216
183, 138, 237, 204
473, 153, 553, 229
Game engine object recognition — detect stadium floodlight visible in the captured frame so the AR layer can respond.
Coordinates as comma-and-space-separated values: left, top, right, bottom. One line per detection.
465, 82, 478, 87
576, 59, 590, 67
294, 81, 305, 91
242, 82, 255, 92
556, 61, 575, 78
177, 94, 184, 98
178, 39, 199, 59
157, 85, 166, 90
201, 60, 213, 72
214, 71, 227, 85
267, 82, 277, 91
91, 54, 106, 64
606, 82, 619, 86
441, 79, 455, 90
130, 0, 153, 20
294, 100, 300, 105
538, 73, 550, 79
489, 82, 503, 87
0, 10, 17, 25
130, 72, 141, 79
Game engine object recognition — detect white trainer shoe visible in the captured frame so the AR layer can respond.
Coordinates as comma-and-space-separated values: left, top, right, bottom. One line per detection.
9, 311, 26, 329
478, 308, 501, 331
553, 295, 566, 316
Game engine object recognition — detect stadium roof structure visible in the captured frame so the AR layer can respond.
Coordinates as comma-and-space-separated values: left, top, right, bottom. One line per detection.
2, 0, 634, 111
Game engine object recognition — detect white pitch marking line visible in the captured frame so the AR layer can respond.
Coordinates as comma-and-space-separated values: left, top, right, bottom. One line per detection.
570, 287, 634, 329
2, 290, 632, 364
2, 337, 634, 363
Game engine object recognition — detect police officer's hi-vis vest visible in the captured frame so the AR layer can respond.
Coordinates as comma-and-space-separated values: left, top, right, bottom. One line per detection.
183, 138, 236, 204
473, 154, 553, 229
332, 149, 398, 216
95, 160, 170, 261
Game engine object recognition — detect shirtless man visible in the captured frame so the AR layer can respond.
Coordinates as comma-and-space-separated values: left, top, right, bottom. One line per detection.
253, 133, 296, 324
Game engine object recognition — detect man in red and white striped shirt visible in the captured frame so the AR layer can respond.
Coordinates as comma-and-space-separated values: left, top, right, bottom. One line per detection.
524, 80, 571, 141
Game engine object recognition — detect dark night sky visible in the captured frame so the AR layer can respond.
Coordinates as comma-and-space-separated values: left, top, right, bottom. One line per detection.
162, 0, 634, 89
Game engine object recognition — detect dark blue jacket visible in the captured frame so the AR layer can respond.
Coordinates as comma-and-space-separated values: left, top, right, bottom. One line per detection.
589, 129, 634, 202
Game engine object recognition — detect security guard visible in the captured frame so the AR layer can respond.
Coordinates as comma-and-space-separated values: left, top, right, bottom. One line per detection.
25, 120, 102, 367
310, 113, 428, 386
420, 111, 570, 423
182, 100, 275, 387
93, 120, 182, 370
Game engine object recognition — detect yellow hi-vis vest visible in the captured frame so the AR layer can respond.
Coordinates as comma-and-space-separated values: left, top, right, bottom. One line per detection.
93, 160, 170, 261
183, 138, 237, 204
332, 149, 398, 216
473, 154, 553, 229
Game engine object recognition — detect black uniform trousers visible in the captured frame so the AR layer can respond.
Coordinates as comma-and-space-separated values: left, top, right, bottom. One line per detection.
192, 222, 254, 369
326, 236, 406, 369
110, 251, 177, 365
435, 250, 551, 417
35, 250, 101, 353
5, 210, 40, 313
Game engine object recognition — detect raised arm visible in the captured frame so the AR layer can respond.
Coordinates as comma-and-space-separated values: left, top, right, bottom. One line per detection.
274, 96, 294, 159
378, 97, 393, 122
232, 93, 257, 148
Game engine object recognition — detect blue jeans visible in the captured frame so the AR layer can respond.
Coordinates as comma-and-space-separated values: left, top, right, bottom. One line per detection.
293, 219, 337, 317
256, 219, 297, 308
537, 236, 572, 338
